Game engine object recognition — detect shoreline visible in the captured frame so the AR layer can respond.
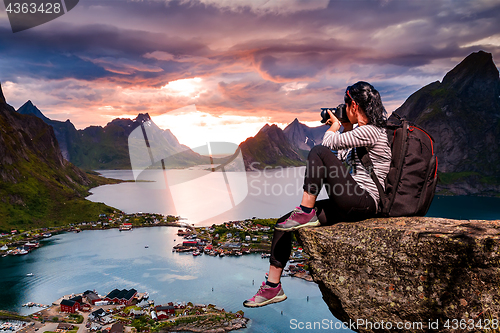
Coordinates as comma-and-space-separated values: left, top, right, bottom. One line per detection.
0, 213, 193, 256
26, 292, 249, 333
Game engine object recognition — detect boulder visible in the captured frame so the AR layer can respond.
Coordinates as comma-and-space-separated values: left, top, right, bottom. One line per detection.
297, 217, 500, 332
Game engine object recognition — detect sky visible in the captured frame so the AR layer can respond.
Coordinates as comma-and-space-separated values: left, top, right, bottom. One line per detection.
1, 0, 500, 148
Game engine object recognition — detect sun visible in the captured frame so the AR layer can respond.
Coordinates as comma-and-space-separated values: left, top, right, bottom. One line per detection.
161, 77, 206, 98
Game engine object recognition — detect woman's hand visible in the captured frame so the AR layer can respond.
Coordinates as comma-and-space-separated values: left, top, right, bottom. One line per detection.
326, 110, 342, 133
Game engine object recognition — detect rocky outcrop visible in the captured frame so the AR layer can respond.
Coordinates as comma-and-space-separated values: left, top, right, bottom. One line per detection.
297, 217, 500, 333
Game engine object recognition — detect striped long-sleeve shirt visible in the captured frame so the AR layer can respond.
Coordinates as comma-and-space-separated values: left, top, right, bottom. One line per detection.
322, 125, 391, 208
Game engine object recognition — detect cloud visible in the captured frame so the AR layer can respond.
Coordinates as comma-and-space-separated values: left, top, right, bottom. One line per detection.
187, 0, 330, 14
1, 0, 500, 130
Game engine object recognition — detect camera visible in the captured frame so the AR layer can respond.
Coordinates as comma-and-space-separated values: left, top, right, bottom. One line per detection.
320, 104, 349, 124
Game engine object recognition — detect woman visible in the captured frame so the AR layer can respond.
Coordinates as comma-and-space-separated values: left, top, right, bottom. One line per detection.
243, 81, 391, 308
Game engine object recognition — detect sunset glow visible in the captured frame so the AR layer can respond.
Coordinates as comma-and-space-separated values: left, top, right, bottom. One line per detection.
0, 0, 499, 147
152, 105, 278, 148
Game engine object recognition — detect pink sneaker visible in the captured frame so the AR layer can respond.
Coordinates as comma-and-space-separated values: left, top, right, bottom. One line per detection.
243, 282, 287, 308
274, 206, 319, 231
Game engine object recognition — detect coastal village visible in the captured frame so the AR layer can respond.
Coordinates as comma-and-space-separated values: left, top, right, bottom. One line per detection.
1, 287, 248, 333
0, 212, 312, 281
173, 221, 312, 281
0, 212, 314, 333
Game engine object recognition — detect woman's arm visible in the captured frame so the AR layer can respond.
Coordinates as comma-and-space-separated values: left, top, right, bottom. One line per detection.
325, 109, 353, 133
322, 125, 381, 150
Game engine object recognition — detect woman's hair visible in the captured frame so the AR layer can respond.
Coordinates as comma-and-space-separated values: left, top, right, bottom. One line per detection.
344, 81, 387, 128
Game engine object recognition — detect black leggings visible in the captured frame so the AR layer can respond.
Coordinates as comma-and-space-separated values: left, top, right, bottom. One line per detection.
269, 145, 377, 268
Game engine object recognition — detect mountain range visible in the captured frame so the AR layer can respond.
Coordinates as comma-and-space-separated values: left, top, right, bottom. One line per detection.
17, 102, 207, 170
16, 100, 329, 171
4, 50, 500, 198
0, 84, 118, 232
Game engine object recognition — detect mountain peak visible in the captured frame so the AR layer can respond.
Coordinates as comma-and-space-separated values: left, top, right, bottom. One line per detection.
134, 113, 151, 123
258, 123, 271, 134
0, 82, 6, 104
442, 51, 499, 90
17, 100, 50, 121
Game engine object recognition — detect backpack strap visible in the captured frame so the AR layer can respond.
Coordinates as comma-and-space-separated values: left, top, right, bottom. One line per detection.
356, 146, 386, 213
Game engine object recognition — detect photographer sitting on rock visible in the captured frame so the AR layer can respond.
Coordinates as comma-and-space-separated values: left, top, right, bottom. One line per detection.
243, 81, 392, 308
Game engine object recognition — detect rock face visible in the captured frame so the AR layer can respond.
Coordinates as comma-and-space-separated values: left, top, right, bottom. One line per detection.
0, 84, 114, 230
18, 100, 79, 161
283, 118, 327, 151
239, 124, 305, 170
297, 217, 500, 333
394, 50, 500, 195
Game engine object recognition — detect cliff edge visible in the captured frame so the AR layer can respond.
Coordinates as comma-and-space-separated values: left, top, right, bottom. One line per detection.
297, 217, 500, 332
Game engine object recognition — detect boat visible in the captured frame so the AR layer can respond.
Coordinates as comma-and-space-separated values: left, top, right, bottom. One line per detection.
0, 245, 8, 251
143, 292, 149, 299
24, 241, 39, 248
119, 223, 132, 231
261, 253, 271, 258
145, 245, 149, 248
219, 252, 225, 257
26, 273, 33, 276
192, 250, 201, 256
18, 249, 29, 255
43, 233, 52, 238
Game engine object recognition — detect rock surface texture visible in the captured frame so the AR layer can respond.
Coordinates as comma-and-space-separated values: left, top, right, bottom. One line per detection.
297, 217, 500, 333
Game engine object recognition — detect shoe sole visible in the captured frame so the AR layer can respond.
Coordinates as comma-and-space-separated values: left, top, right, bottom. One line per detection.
274, 220, 320, 231
243, 294, 287, 308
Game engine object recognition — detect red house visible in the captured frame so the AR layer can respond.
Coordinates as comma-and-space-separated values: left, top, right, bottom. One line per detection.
154, 305, 175, 318
104, 289, 137, 305
182, 240, 198, 247
60, 299, 80, 313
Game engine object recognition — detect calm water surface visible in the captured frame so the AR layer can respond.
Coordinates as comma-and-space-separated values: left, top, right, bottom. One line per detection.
89, 169, 500, 223
0, 227, 339, 332
2, 168, 500, 333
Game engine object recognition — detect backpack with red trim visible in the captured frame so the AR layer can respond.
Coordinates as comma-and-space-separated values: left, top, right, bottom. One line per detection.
358, 114, 438, 217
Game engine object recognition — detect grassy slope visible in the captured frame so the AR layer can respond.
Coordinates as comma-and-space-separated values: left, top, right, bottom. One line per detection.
0, 109, 121, 232
0, 153, 120, 231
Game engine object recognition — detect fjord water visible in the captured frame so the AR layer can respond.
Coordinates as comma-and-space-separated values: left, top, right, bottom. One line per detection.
0, 227, 336, 333
88, 169, 500, 223
2, 168, 500, 333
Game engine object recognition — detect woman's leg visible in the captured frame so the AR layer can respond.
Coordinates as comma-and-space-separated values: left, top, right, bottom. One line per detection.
243, 212, 291, 307
275, 145, 346, 231
244, 145, 376, 307
270, 145, 377, 280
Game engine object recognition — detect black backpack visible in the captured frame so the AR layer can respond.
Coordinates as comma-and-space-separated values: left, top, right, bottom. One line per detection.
357, 114, 438, 217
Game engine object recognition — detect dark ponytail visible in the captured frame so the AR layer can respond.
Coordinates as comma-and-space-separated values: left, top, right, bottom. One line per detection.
344, 81, 387, 128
